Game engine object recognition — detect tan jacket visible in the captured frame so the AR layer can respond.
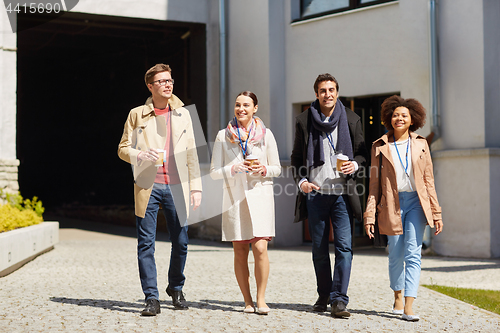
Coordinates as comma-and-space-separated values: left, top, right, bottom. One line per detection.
118, 95, 202, 218
363, 131, 442, 235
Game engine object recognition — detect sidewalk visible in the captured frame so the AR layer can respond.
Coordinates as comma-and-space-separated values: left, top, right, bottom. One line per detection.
1, 218, 499, 332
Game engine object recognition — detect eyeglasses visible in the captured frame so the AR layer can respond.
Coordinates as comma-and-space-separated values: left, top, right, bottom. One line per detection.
151, 79, 174, 86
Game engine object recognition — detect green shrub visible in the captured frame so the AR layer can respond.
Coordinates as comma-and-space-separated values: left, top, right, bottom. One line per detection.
0, 190, 44, 233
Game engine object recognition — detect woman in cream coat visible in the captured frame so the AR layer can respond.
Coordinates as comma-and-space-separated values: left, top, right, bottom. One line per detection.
210, 91, 281, 315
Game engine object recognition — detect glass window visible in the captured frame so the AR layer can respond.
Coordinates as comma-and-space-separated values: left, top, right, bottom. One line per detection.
302, 0, 349, 18
297, 0, 397, 21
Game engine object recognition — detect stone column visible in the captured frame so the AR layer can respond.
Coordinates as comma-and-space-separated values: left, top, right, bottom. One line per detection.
0, 8, 19, 196
432, 0, 500, 258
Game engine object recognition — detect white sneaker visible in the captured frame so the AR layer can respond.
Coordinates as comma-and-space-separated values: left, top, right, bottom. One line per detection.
402, 313, 420, 321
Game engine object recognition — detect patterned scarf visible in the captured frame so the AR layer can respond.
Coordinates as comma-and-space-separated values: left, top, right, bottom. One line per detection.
225, 116, 266, 157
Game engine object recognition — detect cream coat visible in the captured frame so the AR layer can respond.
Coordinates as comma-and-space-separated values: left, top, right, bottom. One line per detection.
118, 95, 202, 218
363, 131, 442, 235
210, 129, 281, 241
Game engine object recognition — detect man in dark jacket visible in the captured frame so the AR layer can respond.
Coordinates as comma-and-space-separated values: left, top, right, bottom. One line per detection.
291, 73, 367, 318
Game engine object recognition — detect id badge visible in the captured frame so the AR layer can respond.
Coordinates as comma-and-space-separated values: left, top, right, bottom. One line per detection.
330, 154, 338, 170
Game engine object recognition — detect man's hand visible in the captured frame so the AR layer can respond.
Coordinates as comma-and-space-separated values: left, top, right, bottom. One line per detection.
340, 161, 356, 175
300, 181, 320, 194
138, 148, 159, 162
190, 190, 202, 211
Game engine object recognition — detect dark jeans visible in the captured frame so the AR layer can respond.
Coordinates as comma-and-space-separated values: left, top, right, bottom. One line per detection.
136, 183, 188, 301
307, 193, 353, 305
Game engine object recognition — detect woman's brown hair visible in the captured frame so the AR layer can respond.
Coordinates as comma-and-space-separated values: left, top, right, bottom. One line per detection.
236, 91, 258, 106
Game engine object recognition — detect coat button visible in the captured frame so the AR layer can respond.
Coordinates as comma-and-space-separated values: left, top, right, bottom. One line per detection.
138, 147, 141, 150
139, 129, 142, 133
183, 129, 187, 133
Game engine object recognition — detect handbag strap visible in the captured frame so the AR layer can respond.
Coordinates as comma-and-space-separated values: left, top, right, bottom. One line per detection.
377, 149, 382, 204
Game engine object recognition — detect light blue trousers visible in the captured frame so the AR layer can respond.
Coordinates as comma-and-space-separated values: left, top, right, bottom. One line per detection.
387, 191, 427, 298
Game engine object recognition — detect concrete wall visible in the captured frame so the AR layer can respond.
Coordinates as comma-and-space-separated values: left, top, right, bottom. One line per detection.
226, 0, 271, 128
432, 149, 493, 258
431, 0, 500, 258
0, 9, 17, 160
439, 0, 485, 150
0, 9, 19, 194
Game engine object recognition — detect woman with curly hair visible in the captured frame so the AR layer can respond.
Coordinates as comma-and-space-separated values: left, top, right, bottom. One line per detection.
363, 95, 443, 322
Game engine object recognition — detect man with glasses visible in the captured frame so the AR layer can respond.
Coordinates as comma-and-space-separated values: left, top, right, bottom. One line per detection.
118, 64, 202, 316
291, 73, 367, 318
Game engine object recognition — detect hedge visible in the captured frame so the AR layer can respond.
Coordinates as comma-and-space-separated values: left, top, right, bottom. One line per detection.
0, 191, 44, 233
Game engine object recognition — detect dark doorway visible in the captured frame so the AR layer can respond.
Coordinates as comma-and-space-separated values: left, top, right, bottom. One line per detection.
344, 94, 395, 246
16, 11, 207, 220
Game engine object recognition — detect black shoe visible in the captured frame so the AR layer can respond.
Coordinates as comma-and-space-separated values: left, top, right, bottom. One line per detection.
166, 286, 189, 310
141, 298, 160, 316
331, 300, 350, 318
313, 295, 330, 312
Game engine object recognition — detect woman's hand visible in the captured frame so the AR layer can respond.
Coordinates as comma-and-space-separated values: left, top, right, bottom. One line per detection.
365, 224, 374, 239
434, 220, 443, 235
231, 162, 250, 175
248, 160, 267, 176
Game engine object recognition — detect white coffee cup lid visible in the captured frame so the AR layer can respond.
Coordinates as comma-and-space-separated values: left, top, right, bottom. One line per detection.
337, 153, 348, 160
245, 154, 258, 160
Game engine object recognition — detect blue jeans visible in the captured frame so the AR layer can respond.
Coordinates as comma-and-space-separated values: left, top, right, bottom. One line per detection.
387, 191, 427, 298
307, 193, 353, 305
136, 183, 188, 301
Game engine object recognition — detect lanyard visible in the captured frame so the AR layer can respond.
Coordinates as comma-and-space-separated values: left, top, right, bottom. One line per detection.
326, 132, 335, 153
393, 135, 410, 178
236, 119, 253, 158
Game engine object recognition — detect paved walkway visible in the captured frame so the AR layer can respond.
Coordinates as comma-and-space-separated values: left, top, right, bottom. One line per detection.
1, 218, 500, 332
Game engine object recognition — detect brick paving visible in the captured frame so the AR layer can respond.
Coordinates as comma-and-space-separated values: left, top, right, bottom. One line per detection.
1, 218, 500, 332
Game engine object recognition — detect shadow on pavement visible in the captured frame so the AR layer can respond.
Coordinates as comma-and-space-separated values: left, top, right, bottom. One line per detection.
50, 297, 143, 314
200, 299, 320, 313
422, 263, 500, 272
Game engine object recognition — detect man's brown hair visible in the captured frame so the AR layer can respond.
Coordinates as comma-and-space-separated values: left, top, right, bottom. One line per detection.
144, 64, 172, 85
313, 73, 339, 94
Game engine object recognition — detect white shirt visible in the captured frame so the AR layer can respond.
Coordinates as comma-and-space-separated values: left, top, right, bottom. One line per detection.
389, 139, 416, 192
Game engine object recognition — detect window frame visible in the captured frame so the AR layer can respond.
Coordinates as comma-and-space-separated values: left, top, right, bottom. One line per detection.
295, 0, 397, 22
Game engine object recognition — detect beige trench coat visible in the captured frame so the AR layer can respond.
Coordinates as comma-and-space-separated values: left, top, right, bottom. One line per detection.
363, 131, 442, 235
210, 129, 281, 241
118, 95, 202, 218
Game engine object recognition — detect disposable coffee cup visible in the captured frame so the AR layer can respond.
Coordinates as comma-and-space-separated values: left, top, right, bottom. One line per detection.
245, 154, 258, 167
155, 149, 165, 167
336, 154, 349, 173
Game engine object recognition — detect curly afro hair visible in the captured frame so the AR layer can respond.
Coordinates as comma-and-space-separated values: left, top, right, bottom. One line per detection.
380, 95, 426, 132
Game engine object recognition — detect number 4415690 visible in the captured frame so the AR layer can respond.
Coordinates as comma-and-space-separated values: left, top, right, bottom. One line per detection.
6, 3, 62, 14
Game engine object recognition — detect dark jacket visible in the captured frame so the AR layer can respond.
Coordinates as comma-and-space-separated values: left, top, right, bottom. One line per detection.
290, 107, 368, 222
